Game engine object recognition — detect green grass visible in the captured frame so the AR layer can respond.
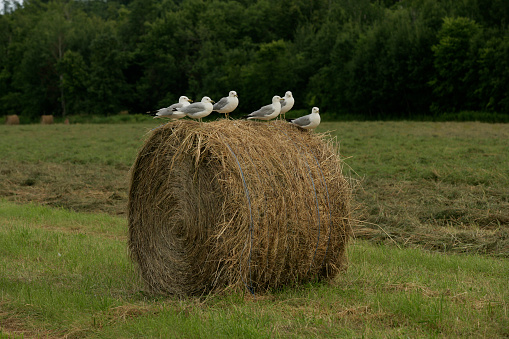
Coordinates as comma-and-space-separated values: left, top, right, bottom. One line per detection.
0, 200, 507, 338
0, 119, 508, 337
0, 123, 147, 166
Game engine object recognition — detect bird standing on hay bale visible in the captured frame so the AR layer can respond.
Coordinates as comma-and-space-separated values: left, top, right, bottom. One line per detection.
174, 96, 215, 123
147, 96, 193, 119
242, 95, 282, 121
279, 91, 294, 120
287, 107, 321, 130
213, 91, 239, 120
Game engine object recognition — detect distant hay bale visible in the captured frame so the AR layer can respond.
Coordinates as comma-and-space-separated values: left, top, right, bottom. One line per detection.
128, 119, 352, 296
41, 115, 54, 124
5, 115, 20, 125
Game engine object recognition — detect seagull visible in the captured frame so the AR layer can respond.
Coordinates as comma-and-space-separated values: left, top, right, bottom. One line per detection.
147, 96, 192, 119
213, 91, 239, 119
242, 95, 282, 121
174, 96, 215, 123
279, 91, 294, 120
287, 107, 321, 130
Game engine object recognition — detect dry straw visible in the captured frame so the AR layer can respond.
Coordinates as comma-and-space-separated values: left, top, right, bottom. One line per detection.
5, 115, 20, 125
41, 115, 54, 124
128, 119, 352, 296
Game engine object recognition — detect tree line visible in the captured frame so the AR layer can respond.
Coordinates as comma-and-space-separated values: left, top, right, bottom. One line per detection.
1, 0, 508, 121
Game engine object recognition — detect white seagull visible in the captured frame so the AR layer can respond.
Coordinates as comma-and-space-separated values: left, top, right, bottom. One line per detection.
174, 96, 215, 123
147, 96, 192, 119
242, 95, 282, 121
213, 90, 239, 119
287, 107, 321, 130
279, 91, 294, 119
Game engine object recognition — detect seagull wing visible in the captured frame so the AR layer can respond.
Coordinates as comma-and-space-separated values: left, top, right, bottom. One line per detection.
249, 104, 274, 118
177, 102, 206, 114
213, 97, 229, 111
168, 102, 184, 110
290, 115, 312, 127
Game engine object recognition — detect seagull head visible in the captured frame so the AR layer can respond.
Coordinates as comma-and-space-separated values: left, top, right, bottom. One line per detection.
229, 91, 238, 98
272, 95, 282, 103
179, 96, 192, 103
312, 107, 320, 114
285, 91, 293, 98
201, 96, 215, 104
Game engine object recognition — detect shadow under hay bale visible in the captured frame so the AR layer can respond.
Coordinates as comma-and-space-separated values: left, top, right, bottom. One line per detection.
128, 119, 352, 296
41, 115, 54, 124
5, 115, 20, 125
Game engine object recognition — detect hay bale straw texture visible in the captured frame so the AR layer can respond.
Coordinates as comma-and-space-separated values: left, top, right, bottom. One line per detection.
41, 115, 54, 124
5, 115, 20, 125
128, 119, 352, 296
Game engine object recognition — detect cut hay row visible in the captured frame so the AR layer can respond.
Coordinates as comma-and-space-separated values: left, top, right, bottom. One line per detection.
128, 119, 352, 296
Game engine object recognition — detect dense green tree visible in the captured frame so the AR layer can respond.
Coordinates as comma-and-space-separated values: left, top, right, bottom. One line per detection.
57, 50, 89, 114
430, 17, 482, 113
88, 32, 129, 115
11, 6, 68, 118
236, 39, 298, 111
347, 9, 435, 117
477, 35, 509, 113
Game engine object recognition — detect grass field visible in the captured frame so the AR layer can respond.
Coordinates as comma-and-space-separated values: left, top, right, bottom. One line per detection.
0, 120, 508, 337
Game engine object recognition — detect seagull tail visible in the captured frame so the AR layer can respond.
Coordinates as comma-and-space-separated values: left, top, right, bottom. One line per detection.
285, 119, 294, 123
240, 115, 251, 119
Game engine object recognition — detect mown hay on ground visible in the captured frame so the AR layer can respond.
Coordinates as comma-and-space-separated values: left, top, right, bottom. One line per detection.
128, 119, 352, 296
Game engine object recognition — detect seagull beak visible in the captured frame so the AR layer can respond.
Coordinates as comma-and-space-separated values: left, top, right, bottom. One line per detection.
189, 99, 193, 102
211, 100, 215, 103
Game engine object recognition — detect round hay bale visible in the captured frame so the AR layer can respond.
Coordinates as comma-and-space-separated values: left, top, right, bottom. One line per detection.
41, 115, 54, 124
128, 119, 352, 296
5, 115, 20, 125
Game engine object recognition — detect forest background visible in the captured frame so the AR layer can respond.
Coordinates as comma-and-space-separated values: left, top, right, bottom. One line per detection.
1, 0, 508, 122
